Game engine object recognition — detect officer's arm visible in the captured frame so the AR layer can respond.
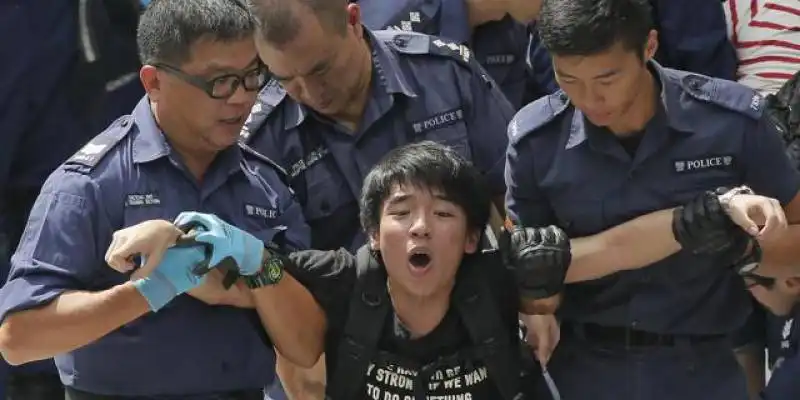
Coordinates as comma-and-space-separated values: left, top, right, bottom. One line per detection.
462, 62, 516, 223
248, 184, 325, 368
651, 0, 737, 80
738, 114, 800, 277
0, 173, 151, 365
506, 140, 681, 283
566, 209, 680, 283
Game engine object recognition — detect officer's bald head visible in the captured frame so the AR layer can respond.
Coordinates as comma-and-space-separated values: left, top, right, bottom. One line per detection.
247, 0, 350, 47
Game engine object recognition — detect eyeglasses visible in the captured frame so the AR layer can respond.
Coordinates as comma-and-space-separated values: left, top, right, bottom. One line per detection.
153, 63, 270, 99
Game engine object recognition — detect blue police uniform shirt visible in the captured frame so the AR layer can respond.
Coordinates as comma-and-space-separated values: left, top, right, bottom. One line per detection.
526, 0, 738, 99
358, 0, 531, 110
763, 313, 800, 399
505, 62, 800, 335
0, 97, 310, 397
243, 29, 514, 252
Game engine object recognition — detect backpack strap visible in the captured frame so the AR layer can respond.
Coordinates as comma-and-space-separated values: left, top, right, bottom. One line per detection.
328, 246, 391, 400
453, 251, 523, 400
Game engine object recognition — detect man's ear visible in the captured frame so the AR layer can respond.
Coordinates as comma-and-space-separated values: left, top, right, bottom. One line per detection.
464, 229, 480, 254
369, 232, 380, 251
785, 277, 800, 295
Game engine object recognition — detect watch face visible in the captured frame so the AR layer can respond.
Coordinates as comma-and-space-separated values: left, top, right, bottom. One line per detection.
266, 258, 283, 282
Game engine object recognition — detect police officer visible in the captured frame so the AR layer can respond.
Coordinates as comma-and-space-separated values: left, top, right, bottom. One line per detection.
526, 0, 739, 103
505, 0, 800, 399
0, 0, 312, 398
737, 273, 800, 398
0, 0, 143, 397
356, 0, 542, 110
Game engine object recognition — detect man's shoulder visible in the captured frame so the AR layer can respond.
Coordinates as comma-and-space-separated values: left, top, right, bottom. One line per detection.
662, 68, 765, 121
240, 81, 290, 143
61, 115, 136, 178
509, 92, 573, 146
374, 30, 480, 73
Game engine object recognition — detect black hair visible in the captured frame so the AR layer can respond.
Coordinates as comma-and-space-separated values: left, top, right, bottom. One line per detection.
137, 0, 255, 65
246, 0, 349, 47
359, 141, 490, 236
538, 0, 653, 57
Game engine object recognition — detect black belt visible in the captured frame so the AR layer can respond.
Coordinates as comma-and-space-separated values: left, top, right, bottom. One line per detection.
563, 322, 727, 347
65, 386, 263, 400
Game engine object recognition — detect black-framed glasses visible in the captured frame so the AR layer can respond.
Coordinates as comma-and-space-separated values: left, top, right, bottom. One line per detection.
153, 63, 270, 99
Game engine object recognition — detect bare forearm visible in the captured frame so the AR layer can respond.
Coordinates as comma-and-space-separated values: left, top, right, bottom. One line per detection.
250, 259, 326, 367
0, 282, 149, 364
566, 209, 680, 283
755, 225, 800, 278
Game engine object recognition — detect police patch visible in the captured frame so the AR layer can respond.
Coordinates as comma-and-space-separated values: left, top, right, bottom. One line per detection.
411, 109, 464, 134
672, 155, 736, 173
244, 203, 279, 220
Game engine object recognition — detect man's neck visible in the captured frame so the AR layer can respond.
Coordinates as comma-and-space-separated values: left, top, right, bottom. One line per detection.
329, 39, 374, 132
152, 104, 217, 182
465, 0, 508, 28
389, 280, 453, 339
607, 68, 659, 135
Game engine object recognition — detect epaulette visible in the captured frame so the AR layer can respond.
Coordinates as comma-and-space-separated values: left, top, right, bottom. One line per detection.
681, 74, 764, 120
240, 80, 285, 143
63, 115, 135, 174
509, 91, 571, 145
376, 30, 477, 70
238, 142, 291, 188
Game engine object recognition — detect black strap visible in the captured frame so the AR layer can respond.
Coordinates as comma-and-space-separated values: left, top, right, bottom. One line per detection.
453, 252, 522, 400
328, 246, 391, 400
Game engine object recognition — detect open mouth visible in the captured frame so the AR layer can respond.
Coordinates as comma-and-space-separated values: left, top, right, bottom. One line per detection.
408, 248, 432, 276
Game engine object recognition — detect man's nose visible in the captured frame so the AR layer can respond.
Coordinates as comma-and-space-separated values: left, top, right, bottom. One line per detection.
409, 214, 431, 238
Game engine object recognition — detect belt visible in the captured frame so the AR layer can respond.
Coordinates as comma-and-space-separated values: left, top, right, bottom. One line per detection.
65, 387, 264, 400
563, 322, 727, 347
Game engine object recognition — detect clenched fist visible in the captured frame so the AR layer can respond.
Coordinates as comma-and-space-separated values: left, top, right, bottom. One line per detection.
501, 225, 571, 299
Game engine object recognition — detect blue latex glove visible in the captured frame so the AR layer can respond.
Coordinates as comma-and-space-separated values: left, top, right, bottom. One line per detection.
133, 246, 208, 311
173, 212, 264, 275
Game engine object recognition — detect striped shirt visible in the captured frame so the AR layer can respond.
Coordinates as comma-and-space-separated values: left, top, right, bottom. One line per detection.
723, 0, 800, 95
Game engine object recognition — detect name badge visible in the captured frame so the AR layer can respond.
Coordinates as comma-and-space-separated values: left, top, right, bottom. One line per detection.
411, 109, 464, 134
483, 54, 516, 66
288, 145, 329, 178
673, 155, 735, 173
125, 193, 161, 207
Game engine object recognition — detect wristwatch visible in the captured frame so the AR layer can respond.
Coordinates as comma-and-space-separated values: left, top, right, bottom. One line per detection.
244, 248, 285, 288
717, 185, 755, 212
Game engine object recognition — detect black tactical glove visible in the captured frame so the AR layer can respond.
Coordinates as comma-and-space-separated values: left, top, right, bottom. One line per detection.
499, 225, 571, 299
672, 189, 755, 260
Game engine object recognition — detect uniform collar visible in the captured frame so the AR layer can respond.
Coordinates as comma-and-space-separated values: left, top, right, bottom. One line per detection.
283, 28, 417, 130
131, 96, 243, 175
653, 61, 696, 134
132, 96, 171, 164
575, 61, 691, 164
439, 0, 471, 44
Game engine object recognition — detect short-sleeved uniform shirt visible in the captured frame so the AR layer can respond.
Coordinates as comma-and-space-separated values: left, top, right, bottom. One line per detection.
285, 249, 521, 399
505, 62, 800, 335
243, 29, 514, 252
357, 0, 532, 110
0, 97, 310, 397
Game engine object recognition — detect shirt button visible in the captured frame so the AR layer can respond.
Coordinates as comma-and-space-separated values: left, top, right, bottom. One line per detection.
631, 320, 639, 328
